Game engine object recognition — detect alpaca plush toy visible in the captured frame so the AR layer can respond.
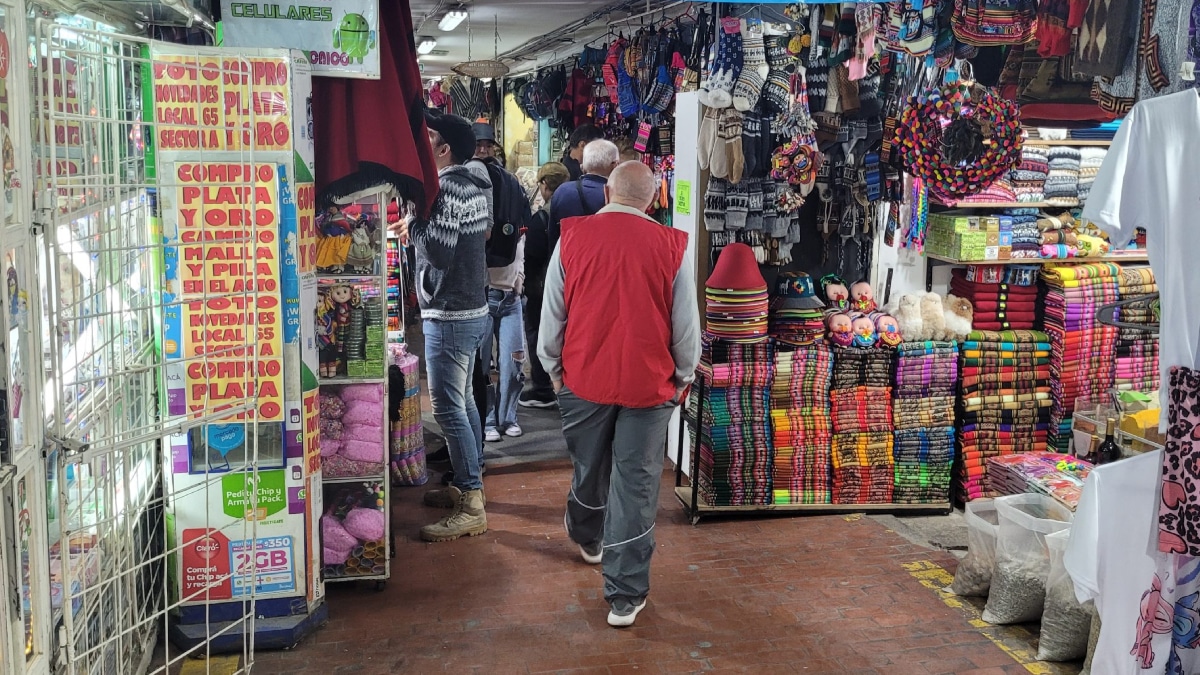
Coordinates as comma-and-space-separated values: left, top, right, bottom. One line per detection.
895, 294, 923, 342
920, 292, 947, 340
942, 294, 974, 341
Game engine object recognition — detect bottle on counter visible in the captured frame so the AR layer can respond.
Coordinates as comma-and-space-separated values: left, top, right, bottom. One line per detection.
1096, 418, 1122, 465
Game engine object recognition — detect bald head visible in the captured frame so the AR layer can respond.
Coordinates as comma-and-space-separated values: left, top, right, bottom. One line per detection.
604, 161, 657, 211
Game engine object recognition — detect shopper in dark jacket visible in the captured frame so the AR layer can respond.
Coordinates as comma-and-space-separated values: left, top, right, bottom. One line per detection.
548, 139, 619, 252
520, 162, 571, 409
561, 124, 605, 180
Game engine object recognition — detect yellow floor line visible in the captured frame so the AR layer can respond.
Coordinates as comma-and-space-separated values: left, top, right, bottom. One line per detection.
903, 560, 1056, 675
179, 654, 242, 675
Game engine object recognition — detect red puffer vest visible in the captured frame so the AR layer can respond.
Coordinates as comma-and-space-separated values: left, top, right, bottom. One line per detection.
559, 211, 688, 408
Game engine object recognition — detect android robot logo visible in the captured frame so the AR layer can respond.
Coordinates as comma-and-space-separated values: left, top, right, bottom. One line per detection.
332, 13, 376, 64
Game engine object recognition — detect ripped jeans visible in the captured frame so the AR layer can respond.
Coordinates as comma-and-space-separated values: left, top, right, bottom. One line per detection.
482, 288, 526, 432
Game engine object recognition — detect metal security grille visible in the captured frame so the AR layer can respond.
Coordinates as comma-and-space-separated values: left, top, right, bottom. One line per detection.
33, 19, 277, 675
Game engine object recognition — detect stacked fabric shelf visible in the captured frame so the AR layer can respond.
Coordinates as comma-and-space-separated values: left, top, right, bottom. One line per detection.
1041, 263, 1120, 451
950, 267, 1040, 330
830, 347, 895, 504
892, 341, 958, 504
1114, 267, 1159, 392
957, 330, 1052, 501
690, 338, 775, 506
770, 344, 833, 504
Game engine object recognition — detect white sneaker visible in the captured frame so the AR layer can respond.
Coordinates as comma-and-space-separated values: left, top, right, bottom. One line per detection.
484, 428, 502, 442
607, 598, 647, 627
504, 424, 523, 438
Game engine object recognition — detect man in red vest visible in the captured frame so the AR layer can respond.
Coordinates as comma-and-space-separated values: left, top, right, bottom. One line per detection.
538, 161, 701, 628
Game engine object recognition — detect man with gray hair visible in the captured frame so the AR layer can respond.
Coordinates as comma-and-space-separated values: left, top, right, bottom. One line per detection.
547, 138, 620, 251
539, 160, 701, 627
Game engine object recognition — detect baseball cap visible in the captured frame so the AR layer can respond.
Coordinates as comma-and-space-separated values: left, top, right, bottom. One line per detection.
424, 110, 475, 163
472, 122, 497, 143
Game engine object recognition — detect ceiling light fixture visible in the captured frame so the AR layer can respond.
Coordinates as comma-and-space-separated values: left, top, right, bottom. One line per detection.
417, 37, 437, 54
438, 10, 467, 31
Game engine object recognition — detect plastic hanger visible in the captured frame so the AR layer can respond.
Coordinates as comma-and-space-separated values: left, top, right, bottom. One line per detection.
1095, 293, 1160, 332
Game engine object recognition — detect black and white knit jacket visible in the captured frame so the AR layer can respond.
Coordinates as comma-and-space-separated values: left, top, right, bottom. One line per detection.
411, 165, 489, 321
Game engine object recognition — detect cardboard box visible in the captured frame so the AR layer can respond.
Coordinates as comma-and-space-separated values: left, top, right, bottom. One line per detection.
986, 231, 1000, 246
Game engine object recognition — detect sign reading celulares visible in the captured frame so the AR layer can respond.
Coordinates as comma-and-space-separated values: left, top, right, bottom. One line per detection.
220, 0, 380, 79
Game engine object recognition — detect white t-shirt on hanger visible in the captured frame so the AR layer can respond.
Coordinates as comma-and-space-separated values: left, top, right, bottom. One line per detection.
1064, 451, 1166, 675
1081, 90, 1200, 429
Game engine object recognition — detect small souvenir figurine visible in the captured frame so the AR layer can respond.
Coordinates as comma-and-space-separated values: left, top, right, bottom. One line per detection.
875, 313, 903, 347
820, 274, 850, 312
316, 283, 360, 377
850, 280, 877, 313
827, 312, 855, 347
851, 314, 878, 348
316, 207, 355, 272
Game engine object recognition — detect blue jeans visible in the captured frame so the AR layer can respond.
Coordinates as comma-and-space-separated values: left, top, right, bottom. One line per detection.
482, 289, 526, 431
424, 316, 489, 491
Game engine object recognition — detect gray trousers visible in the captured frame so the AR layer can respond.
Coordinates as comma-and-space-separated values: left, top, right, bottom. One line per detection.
559, 387, 676, 604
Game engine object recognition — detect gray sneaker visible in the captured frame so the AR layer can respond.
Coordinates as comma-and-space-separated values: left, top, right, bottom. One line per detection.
607, 597, 647, 627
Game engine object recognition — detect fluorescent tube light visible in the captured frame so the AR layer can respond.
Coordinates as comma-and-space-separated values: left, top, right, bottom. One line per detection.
438, 10, 467, 31
417, 38, 437, 55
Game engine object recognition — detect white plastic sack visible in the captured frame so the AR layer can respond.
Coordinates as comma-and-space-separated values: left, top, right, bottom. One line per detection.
982, 493, 1073, 625
948, 499, 1000, 597
1037, 529, 1091, 661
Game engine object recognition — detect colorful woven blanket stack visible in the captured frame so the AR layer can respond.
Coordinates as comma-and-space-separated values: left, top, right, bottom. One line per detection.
950, 267, 1040, 331
691, 338, 775, 506
1114, 266, 1159, 392
1041, 263, 1120, 451
830, 347, 896, 504
1011, 146, 1048, 203
1044, 146, 1081, 207
770, 344, 834, 504
892, 341, 958, 504
957, 329, 1053, 500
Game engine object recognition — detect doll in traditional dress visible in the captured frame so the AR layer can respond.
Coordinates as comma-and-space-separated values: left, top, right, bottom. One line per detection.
850, 280, 878, 313
874, 313, 903, 348
827, 312, 854, 347
316, 207, 354, 272
317, 284, 359, 377
851, 315, 878, 348
344, 218, 376, 273
820, 274, 850, 313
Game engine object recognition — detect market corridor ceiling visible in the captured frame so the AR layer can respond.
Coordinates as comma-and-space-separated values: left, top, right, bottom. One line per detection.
410, 0, 684, 76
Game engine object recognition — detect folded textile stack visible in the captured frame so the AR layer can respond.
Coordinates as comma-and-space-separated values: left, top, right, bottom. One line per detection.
1077, 147, 1107, 205
1114, 266, 1160, 392
1068, 122, 1120, 141
769, 272, 827, 347
958, 329, 1053, 501
832, 431, 895, 504
1036, 211, 1081, 259
1044, 146, 1081, 207
893, 428, 955, 504
1009, 213, 1043, 259
830, 347, 895, 504
954, 179, 1017, 204
1041, 263, 1120, 451
892, 341, 958, 504
390, 344, 427, 486
986, 452, 1092, 511
770, 344, 834, 504
691, 338, 775, 506
950, 268, 1040, 331
705, 243, 769, 343
1011, 146, 1048, 203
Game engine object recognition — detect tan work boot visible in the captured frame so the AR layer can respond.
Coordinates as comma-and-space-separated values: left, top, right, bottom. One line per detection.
420, 489, 487, 542
423, 485, 486, 509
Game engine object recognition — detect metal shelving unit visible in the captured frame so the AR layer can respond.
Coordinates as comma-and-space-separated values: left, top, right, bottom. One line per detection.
316, 189, 391, 589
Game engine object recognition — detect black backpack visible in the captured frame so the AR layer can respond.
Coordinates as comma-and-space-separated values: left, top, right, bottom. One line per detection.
477, 157, 528, 268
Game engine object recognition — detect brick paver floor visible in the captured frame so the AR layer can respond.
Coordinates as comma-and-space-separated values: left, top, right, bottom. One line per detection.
255, 460, 1033, 675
